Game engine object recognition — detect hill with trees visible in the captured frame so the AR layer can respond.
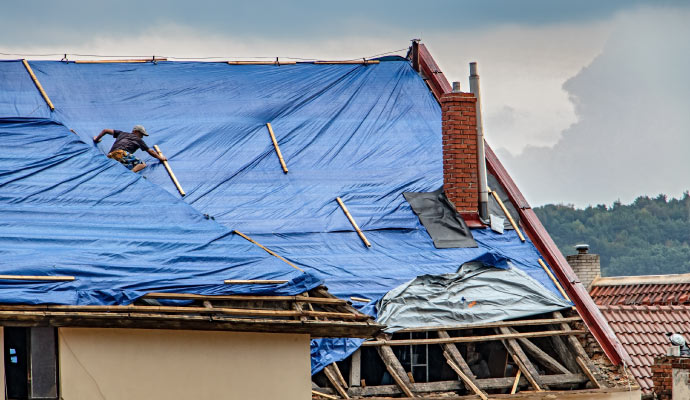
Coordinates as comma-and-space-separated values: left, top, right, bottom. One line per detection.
534, 193, 690, 276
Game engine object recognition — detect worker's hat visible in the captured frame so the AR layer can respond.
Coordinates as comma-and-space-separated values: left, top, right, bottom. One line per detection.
132, 125, 148, 136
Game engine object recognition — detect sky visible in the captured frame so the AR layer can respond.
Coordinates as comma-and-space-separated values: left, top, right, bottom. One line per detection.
2, 1, 688, 207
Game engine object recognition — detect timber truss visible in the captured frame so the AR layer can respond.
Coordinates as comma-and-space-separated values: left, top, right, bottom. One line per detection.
312, 311, 614, 398
0, 286, 381, 338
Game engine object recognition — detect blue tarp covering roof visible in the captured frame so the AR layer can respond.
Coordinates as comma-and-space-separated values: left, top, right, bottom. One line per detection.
0, 59, 568, 373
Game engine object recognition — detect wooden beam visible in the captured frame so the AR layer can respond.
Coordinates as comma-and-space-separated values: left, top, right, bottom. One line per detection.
315, 374, 588, 397
511, 370, 522, 394
324, 364, 350, 399
350, 297, 371, 303
153, 145, 185, 196
437, 331, 480, 392
313, 60, 379, 65
311, 389, 338, 400
508, 327, 571, 375
0, 304, 370, 320
223, 279, 288, 285
0, 275, 74, 282
576, 356, 601, 389
265, 123, 288, 173
538, 259, 571, 302
335, 197, 371, 247
0, 310, 381, 337
553, 311, 606, 387
233, 230, 304, 272
21, 60, 55, 111
143, 292, 345, 304
349, 349, 361, 387
398, 316, 581, 333
376, 344, 416, 397
227, 61, 297, 65
361, 329, 585, 346
444, 353, 488, 400
489, 188, 525, 241
74, 59, 166, 63
497, 327, 545, 391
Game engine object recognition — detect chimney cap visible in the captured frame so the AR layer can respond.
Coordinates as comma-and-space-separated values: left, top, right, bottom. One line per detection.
452, 81, 461, 93
575, 244, 589, 254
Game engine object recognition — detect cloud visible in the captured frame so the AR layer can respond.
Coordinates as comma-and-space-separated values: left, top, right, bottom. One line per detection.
498, 6, 690, 207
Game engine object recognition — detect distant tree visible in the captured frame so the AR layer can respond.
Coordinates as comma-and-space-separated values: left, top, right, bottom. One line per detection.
534, 193, 690, 276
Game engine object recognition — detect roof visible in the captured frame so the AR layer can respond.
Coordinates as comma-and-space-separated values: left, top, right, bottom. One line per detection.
591, 273, 690, 305
598, 305, 689, 394
0, 50, 611, 372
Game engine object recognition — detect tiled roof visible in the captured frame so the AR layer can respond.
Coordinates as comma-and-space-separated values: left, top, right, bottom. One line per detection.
590, 283, 690, 305
598, 305, 690, 394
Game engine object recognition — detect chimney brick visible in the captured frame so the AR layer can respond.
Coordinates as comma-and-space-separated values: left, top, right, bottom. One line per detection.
566, 252, 601, 290
441, 91, 480, 224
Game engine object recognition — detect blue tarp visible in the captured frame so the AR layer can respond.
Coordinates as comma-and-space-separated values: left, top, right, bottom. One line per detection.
0, 59, 568, 373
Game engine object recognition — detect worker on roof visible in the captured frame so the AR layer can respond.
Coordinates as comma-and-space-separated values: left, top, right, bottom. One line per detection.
93, 125, 166, 173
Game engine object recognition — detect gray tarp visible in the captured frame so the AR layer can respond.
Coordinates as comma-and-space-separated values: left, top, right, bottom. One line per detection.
376, 262, 572, 332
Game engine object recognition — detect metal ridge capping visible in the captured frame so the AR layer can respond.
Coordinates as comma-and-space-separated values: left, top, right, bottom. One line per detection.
414, 42, 630, 365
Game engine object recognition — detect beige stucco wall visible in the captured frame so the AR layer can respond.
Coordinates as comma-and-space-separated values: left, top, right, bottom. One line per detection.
58, 328, 310, 400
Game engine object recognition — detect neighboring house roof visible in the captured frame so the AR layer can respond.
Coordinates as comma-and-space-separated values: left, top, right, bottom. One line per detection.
597, 305, 690, 394
591, 274, 690, 305
590, 273, 690, 394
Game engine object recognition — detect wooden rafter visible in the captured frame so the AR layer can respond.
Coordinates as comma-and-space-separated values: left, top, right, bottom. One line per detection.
497, 327, 546, 391
553, 311, 606, 387
508, 327, 571, 374
361, 329, 585, 346
376, 344, 416, 397
437, 330, 482, 393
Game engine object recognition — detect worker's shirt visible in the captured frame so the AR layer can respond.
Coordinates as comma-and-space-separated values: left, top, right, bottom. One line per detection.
108, 130, 150, 154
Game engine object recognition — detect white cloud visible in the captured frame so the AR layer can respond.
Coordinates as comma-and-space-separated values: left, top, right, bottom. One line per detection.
499, 6, 690, 207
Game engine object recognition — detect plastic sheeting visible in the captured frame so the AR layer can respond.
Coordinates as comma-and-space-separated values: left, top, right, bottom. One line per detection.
376, 262, 572, 332
0, 118, 320, 304
403, 188, 477, 248
0, 59, 570, 373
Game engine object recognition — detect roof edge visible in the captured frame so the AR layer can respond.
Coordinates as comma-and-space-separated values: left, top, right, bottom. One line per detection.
593, 273, 690, 287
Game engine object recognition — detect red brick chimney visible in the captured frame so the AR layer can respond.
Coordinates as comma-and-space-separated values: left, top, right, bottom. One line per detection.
441, 89, 482, 227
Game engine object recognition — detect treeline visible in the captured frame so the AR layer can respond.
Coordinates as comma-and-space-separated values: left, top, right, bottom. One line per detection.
534, 193, 690, 276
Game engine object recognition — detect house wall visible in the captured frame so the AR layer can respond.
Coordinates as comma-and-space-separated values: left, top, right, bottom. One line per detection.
58, 328, 310, 400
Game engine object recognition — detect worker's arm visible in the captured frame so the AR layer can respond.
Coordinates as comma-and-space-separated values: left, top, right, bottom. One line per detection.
147, 148, 167, 162
93, 129, 114, 143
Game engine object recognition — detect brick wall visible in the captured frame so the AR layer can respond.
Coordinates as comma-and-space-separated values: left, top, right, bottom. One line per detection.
441, 91, 479, 222
653, 355, 690, 399
567, 253, 600, 290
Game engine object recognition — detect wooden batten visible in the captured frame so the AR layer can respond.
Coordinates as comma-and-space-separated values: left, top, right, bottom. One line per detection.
336, 197, 371, 247
154, 145, 185, 196
21, 60, 55, 111
233, 230, 304, 272
265, 123, 289, 173
143, 292, 345, 305
227, 61, 297, 65
74, 58, 167, 64
0, 275, 74, 282
539, 259, 572, 302
489, 188, 525, 241
313, 60, 380, 65
361, 329, 585, 347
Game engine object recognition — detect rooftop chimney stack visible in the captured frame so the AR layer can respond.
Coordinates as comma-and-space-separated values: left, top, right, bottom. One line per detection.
441, 80, 481, 226
567, 244, 601, 290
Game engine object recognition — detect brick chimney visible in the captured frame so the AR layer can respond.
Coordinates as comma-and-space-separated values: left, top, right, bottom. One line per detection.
441, 88, 481, 226
566, 244, 601, 290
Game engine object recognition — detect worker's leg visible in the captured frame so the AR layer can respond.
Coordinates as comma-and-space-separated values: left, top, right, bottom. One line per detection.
132, 163, 147, 173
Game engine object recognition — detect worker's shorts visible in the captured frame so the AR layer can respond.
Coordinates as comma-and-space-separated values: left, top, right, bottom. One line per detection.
107, 149, 142, 170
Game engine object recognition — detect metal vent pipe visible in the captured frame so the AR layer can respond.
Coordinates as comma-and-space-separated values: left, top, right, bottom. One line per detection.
469, 62, 489, 222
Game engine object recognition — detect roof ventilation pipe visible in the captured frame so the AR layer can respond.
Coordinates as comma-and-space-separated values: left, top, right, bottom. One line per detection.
469, 62, 489, 222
